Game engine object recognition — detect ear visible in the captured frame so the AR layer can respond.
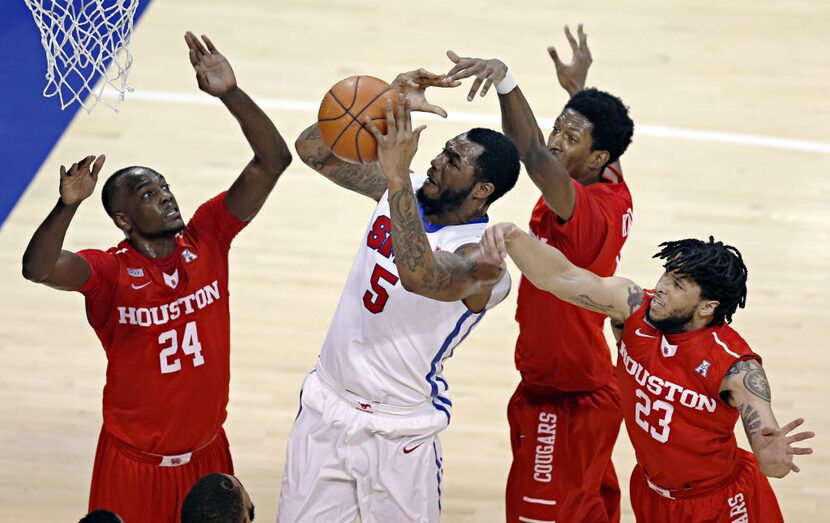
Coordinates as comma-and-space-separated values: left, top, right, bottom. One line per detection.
113, 212, 131, 233
589, 150, 610, 170
474, 180, 495, 202
697, 299, 719, 320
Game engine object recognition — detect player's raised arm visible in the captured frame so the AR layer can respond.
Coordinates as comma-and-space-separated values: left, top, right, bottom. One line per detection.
481, 222, 642, 323
719, 360, 814, 478
294, 69, 458, 202
364, 97, 505, 309
445, 51, 579, 220
185, 32, 292, 222
22, 155, 105, 291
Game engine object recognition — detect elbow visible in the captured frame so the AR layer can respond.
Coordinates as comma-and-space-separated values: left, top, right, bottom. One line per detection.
398, 274, 423, 294
21, 263, 48, 284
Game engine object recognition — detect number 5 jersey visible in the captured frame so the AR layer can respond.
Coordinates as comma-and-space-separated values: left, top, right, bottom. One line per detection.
76, 193, 247, 455
318, 175, 511, 419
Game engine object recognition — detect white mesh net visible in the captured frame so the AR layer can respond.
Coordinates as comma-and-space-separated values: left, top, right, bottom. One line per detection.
24, 0, 140, 112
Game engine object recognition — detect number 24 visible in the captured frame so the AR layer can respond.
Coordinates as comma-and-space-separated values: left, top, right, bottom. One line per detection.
158, 321, 205, 374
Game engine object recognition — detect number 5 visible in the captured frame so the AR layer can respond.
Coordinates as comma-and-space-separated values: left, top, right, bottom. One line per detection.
363, 264, 399, 314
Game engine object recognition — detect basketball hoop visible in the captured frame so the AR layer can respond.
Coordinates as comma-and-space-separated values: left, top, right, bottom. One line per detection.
24, 0, 140, 113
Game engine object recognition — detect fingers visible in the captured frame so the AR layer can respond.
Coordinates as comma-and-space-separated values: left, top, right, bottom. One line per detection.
202, 34, 217, 53
547, 45, 564, 68
467, 77, 484, 101
385, 99, 397, 135
788, 447, 814, 455
60, 165, 67, 177
91, 154, 106, 180
446, 49, 461, 64
577, 23, 588, 48
412, 124, 427, 141
190, 32, 209, 56
781, 418, 805, 435
363, 116, 382, 139
479, 78, 494, 97
564, 24, 578, 51
399, 96, 410, 133
788, 430, 816, 444
421, 103, 448, 119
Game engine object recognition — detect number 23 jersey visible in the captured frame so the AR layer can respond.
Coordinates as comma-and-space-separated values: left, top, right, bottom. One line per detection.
617, 292, 760, 491
76, 193, 247, 455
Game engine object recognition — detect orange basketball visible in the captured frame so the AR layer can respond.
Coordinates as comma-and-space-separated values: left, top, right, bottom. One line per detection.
317, 75, 400, 164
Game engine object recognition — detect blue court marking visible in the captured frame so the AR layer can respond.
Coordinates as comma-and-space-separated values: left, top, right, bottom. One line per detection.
0, 1, 151, 229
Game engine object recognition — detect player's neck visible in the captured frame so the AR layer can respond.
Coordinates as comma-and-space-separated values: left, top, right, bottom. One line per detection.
574, 168, 602, 187
426, 205, 486, 226
128, 235, 178, 259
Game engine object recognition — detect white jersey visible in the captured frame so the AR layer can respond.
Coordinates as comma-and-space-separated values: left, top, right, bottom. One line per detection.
319, 174, 510, 418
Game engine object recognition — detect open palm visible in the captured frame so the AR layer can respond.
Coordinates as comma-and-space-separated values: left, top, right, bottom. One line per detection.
185, 32, 237, 98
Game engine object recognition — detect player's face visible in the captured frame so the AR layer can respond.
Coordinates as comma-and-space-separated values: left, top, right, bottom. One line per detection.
547, 109, 603, 182
119, 171, 185, 238
647, 271, 703, 333
418, 134, 485, 215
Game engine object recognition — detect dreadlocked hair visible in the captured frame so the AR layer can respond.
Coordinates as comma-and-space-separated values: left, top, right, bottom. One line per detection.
653, 236, 748, 326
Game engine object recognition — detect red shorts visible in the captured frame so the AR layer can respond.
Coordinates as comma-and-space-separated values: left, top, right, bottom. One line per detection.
505, 380, 623, 523
88, 427, 234, 523
630, 448, 783, 522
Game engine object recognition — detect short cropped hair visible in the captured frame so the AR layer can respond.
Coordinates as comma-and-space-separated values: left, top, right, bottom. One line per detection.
564, 88, 634, 166
466, 127, 520, 205
181, 473, 247, 523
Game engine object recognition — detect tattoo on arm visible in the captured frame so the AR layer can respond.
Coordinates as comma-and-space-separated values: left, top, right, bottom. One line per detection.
739, 403, 763, 438
726, 359, 772, 401
387, 186, 476, 292
570, 294, 616, 314
627, 285, 644, 316
297, 125, 387, 199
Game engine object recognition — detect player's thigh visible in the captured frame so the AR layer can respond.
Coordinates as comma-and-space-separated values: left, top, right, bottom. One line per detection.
358, 434, 442, 523
277, 378, 357, 523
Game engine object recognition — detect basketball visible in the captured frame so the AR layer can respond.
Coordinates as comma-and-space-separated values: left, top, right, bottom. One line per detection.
317, 75, 400, 164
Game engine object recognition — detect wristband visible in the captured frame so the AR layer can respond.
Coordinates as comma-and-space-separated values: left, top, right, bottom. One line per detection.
494, 68, 518, 94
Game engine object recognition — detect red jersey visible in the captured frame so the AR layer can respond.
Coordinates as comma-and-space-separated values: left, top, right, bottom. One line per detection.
515, 166, 633, 391
77, 193, 247, 455
617, 292, 760, 491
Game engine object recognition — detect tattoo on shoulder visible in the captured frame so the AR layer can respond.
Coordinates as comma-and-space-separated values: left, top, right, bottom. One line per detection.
571, 294, 615, 314
738, 403, 762, 437
627, 285, 644, 316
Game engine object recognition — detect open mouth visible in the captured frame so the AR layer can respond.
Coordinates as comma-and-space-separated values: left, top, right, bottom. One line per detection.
165, 207, 180, 219
425, 172, 439, 189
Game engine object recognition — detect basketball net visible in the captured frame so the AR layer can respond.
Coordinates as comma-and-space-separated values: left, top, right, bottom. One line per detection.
24, 0, 140, 112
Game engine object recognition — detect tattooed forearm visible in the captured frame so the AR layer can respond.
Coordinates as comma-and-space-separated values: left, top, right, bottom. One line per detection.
739, 403, 762, 438
387, 185, 477, 293
570, 294, 616, 313
627, 285, 644, 316
296, 124, 387, 200
388, 187, 431, 274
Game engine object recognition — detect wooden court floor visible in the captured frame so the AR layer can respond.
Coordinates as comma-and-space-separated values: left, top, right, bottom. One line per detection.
1, 0, 828, 520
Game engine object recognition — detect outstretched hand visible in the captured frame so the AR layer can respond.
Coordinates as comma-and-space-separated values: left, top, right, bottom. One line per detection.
185, 32, 237, 98
364, 95, 427, 181
391, 69, 460, 118
548, 24, 592, 97
754, 418, 814, 477
59, 155, 106, 206
480, 222, 521, 268
445, 51, 508, 101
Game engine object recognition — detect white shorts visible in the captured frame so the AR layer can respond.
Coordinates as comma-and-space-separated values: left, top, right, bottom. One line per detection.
277, 366, 449, 523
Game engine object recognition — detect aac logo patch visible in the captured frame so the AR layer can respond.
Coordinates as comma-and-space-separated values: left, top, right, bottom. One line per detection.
127, 267, 144, 278
695, 360, 711, 378
182, 249, 198, 263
